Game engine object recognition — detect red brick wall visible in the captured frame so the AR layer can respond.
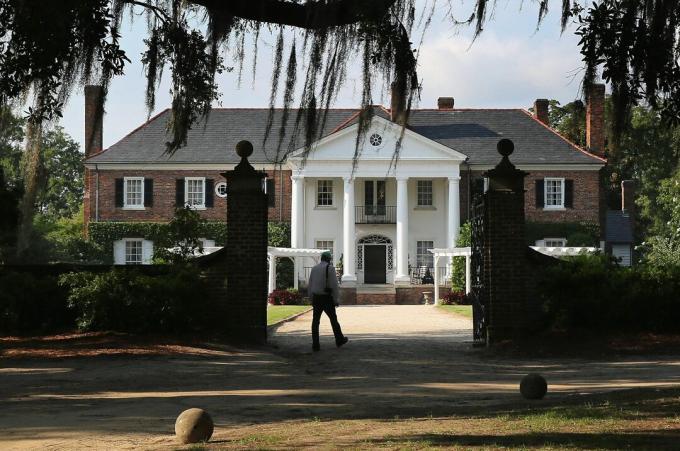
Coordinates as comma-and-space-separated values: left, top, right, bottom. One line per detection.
465, 170, 601, 224
85, 168, 291, 223
523, 170, 600, 223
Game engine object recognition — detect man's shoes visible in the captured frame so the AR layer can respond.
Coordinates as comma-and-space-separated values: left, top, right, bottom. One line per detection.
336, 337, 349, 348
312, 344, 320, 352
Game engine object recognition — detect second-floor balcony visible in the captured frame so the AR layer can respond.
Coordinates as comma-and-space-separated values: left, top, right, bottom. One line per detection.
355, 205, 396, 224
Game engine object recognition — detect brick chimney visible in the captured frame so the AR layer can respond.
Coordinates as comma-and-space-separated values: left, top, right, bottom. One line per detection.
533, 98, 550, 126
390, 81, 407, 124
84, 85, 104, 157
586, 83, 605, 155
437, 97, 454, 110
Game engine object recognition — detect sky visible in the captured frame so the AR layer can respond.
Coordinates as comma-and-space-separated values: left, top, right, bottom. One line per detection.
59, 1, 588, 151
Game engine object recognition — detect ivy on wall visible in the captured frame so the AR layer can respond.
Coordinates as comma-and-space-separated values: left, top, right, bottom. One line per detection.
526, 222, 600, 247
88, 221, 291, 263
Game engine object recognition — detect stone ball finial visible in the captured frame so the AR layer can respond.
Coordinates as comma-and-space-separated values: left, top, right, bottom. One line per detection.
236, 140, 254, 159
497, 138, 514, 157
175, 408, 214, 444
520, 373, 548, 400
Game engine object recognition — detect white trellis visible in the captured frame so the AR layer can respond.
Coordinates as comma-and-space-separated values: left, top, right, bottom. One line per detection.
530, 246, 598, 257
267, 247, 327, 294
428, 247, 472, 303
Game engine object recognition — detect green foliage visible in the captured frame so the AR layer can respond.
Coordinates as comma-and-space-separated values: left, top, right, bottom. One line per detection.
0, 106, 24, 189
0, 270, 73, 334
59, 266, 214, 333
0, 169, 20, 263
88, 220, 228, 264
548, 99, 586, 146
153, 206, 207, 263
451, 222, 471, 291
37, 126, 83, 218
537, 254, 680, 333
268, 221, 291, 247
526, 222, 600, 247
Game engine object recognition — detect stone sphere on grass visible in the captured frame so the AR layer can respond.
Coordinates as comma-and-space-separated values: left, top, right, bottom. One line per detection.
520, 373, 548, 400
175, 408, 214, 444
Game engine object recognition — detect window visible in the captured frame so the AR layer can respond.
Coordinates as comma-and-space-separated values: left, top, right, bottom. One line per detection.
542, 238, 567, 247
124, 177, 144, 209
185, 177, 206, 208
317, 180, 333, 206
316, 240, 334, 262
417, 180, 433, 206
125, 239, 143, 265
544, 178, 565, 209
416, 240, 434, 267
215, 182, 227, 198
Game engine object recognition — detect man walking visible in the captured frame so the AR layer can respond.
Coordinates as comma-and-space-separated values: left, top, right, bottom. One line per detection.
308, 251, 348, 352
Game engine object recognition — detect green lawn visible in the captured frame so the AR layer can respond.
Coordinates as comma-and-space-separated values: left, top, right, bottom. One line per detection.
267, 305, 311, 325
437, 304, 473, 318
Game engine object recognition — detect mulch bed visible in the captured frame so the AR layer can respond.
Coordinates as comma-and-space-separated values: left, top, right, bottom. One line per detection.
0, 331, 240, 359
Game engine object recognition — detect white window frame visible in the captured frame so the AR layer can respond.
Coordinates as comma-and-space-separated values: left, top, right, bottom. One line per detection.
416, 180, 434, 207
538, 238, 567, 247
185, 177, 206, 210
124, 239, 144, 265
123, 177, 145, 210
415, 240, 435, 268
544, 177, 565, 210
317, 179, 334, 207
315, 239, 335, 263
215, 181, 227, 198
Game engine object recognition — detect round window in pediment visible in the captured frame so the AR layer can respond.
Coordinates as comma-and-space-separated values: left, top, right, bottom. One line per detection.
369, 133, 383, 146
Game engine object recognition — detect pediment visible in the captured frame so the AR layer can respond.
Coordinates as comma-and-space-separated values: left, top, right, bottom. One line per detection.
288, 116, 468, 163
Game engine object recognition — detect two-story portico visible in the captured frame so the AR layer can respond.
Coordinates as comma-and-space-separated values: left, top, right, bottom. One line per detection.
287, 115, 466, 287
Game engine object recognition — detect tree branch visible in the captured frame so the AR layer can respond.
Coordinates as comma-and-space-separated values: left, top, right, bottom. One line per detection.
122, 0, 170, 22
188, 0, 398, 29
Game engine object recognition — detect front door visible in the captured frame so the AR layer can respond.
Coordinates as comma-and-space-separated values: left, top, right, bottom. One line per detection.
364, 245, 387, 284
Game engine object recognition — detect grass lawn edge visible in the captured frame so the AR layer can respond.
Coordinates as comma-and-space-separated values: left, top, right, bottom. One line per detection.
436, 304, 473, 319
267, 306, 313, 330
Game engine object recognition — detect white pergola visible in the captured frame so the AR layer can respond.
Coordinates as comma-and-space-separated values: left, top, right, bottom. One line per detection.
268, 247, 327, 294
530, 246, 598, 257
428, 247, 472, 303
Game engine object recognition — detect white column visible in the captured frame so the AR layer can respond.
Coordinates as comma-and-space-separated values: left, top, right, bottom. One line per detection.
342, 176, 357, 284
268, 255, 276, 295
395, 176, 410, 284
465, 255, 471, 294
291, 175, 304, 288
433, 255, 440, 303
448, 176, 461, 247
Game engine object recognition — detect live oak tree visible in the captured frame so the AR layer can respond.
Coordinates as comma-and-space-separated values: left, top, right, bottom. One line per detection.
1, 0, 679, 255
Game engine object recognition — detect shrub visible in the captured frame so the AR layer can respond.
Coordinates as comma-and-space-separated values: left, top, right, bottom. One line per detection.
268, 288, 304, 305
59, 266, 214, 333
0, 270, 73, 334
537, 254, 680, 333
451, 222, 472, 291
440, 290, 469, 305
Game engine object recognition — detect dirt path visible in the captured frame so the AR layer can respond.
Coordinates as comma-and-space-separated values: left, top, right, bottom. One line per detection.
1, 306, 680, 450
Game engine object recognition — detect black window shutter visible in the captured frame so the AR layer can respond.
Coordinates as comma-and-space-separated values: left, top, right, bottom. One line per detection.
115, 178, 124, 207
205, 179, 214, 207
175, 179, 185, 207
144, 178, 153, 207
266, 178, 275, 207
536, 180, 545, 208
564, 179, 574, 208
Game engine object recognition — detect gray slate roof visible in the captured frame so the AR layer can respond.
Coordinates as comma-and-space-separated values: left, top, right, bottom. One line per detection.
87, 107, 604, 166
605, 211, 633, 243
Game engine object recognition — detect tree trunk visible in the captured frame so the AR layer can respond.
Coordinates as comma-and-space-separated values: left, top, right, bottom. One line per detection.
16, 121, 42, 259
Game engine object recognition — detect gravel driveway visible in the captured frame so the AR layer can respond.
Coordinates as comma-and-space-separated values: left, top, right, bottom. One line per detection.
2, 305, 680, 449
